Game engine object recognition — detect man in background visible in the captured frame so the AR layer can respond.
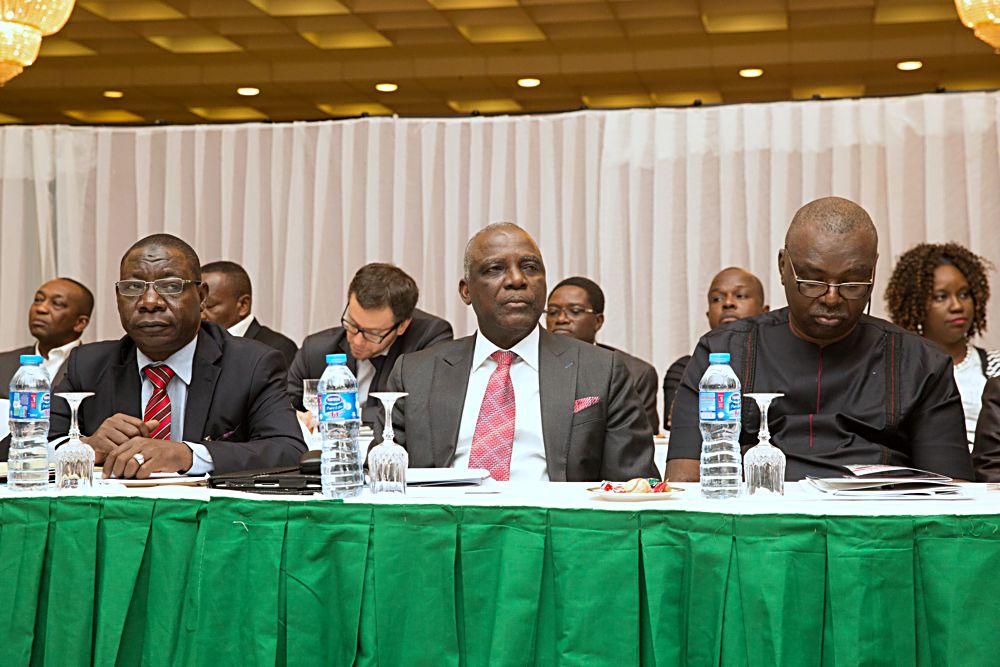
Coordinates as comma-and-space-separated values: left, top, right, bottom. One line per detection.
201, 261, 298, 366
0, 277, 94, 396
662, 267, 768, 429
545, 276, 660, 433
287, 262, 452, 426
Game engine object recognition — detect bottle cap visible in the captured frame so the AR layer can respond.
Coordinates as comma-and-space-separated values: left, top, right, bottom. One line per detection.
326, 353, 348, 365
19, 355, 44, 365
708, 353, 731, 364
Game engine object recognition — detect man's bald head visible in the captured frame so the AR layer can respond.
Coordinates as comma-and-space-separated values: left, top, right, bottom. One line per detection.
706, 267, 768, 329
785, 196, 878, 257
779, 197, 879, 346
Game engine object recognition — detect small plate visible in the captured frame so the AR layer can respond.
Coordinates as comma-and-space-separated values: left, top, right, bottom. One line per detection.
589, 487, 683, 502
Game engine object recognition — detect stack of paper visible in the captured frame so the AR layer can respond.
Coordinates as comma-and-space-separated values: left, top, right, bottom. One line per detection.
406, 468, 491, 486
805, 465, 966, 499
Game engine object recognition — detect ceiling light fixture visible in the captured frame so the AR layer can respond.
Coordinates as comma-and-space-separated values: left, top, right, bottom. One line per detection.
896, 60, 923, 71
103, 90, 124, 99
739, 68, 764, 78
954, 0, 1000, 49
237, 87, 260, 97
0, 0, 76, 85
517, 77, 541, 88
375, 82, 398, 92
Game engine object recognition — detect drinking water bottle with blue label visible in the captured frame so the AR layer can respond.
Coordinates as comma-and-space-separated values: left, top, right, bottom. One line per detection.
698, 352, 742, 499
8, 355, 51, 490
317, 353, 363, 498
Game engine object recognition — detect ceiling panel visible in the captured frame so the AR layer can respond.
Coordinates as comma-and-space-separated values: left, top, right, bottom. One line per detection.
0, 0, 994, 124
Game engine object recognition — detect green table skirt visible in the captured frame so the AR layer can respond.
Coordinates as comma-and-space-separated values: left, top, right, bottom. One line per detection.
1, 495, 997, 666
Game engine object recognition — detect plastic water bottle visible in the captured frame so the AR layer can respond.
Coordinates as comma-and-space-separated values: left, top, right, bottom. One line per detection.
318, 353, 363, 498
699, 352, 742, 499
8, 355, 51, 490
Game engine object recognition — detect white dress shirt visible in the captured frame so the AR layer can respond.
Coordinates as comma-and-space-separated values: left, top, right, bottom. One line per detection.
954, 343, 987, 451
37, 338, 81, 383
356, 349, 390, 404
453, 326, 548, 481
227, 314, 254, 338
136, 336, 213, 475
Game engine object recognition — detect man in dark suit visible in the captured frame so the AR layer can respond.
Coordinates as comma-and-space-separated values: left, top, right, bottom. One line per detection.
662, 267, 768, 429
287, 263, 452, 426
15, 234, 306, 478
0, 278, 94, 397
545, 276, 660, 434
382, 223, 656, 482
200, 261, 298, 366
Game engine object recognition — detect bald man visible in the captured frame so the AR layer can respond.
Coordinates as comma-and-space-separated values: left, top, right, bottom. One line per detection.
0, 278, 94, 397
667, 197, 972, 482
662, 267, 768, 429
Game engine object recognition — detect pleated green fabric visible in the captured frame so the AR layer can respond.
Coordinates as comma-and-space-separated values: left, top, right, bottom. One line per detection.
2, 496, 1000, 666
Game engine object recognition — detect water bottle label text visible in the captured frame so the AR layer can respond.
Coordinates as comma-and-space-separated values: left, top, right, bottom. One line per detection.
699, 391, 741, 421
318, 391, 359, 422
10, 391, 50, 420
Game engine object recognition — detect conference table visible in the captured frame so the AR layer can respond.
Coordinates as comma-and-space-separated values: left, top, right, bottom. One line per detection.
1, 480, 998, 667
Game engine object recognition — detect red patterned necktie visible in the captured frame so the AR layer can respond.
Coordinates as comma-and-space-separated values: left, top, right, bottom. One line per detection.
469, 350, 517, 481
143, 364, 175, 440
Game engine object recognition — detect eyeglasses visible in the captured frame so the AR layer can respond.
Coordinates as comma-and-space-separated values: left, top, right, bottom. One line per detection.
783, 248, 874, 300
544, 306, 597, 319
116, 278, 202, 298
341, 307, 402, 344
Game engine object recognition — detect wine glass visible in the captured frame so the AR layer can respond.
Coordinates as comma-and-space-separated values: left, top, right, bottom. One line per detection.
55, 392, 95, 490
367, 392, 408, 494
743, 393, 785, 496
302, 379, 320, 447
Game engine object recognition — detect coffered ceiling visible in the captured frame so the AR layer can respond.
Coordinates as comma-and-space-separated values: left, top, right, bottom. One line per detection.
0, 0, 997, 124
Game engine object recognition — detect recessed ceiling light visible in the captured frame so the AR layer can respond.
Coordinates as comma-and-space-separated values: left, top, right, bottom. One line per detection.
739, 68, 764, 78
102, 90, 124, 99
375, 82, 398, 93
236, 87, 260, 97
896, 60, 923, 71
517, 77, 541, 88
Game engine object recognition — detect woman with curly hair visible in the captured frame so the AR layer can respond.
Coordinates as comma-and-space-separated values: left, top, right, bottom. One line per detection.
885, 242, 999, 448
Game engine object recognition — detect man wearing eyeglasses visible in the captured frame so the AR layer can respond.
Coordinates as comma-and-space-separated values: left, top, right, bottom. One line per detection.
7, 234, 308, 477
545, 276, 660, 433
286, 263, 453, 427
666, 197, 972, 482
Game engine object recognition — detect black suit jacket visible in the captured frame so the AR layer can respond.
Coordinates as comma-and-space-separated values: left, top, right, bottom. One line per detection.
974, 377, 1000, 481
287, 308, 453, 422
598, 343, 659, 434
1, 322, 307, 472
0, 345, 37, 399
381, 329, 657, 482
244, 318, 298, 368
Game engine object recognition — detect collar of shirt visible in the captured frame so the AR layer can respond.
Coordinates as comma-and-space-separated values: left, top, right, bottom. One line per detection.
227, 314, 255, 338
471, 324, 541, 372
136, 334, 198, 387
36, 338, 81, 364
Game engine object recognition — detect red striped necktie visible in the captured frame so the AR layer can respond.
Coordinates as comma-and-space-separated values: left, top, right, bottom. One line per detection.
143, 364, 175, 440
468, 350, 517, 481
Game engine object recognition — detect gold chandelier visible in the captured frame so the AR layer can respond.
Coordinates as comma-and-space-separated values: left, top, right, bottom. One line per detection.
0, 0, 76, 85
954, 0, 1000, 49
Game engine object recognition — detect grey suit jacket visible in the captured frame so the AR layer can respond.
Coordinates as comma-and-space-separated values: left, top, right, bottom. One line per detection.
0, 345, 58, 399
381, 328, 657, 482
598, 343, 659, 434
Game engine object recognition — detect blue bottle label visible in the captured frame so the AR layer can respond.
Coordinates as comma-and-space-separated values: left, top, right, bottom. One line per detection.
699, 391, 741, 421
10, 391, 50, 420
318, 391, 359, 423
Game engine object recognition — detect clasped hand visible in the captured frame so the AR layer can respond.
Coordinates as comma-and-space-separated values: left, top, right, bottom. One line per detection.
80, 413, 193, 479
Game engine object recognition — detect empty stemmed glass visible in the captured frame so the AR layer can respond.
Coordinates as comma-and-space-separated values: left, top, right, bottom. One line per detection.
55, 392, 95, 490
367, 392, 408, 494
743, 393, 785, 496
302, 379, 321, 447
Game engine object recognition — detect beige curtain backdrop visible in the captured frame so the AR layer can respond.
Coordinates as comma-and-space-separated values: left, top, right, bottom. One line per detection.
0, 91, 998, 383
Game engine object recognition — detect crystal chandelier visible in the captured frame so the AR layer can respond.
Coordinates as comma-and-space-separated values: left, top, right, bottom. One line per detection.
954, 0, 1000, 49
0, 1, 76, 85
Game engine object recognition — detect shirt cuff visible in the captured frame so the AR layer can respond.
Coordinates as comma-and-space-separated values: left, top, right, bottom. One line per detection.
184, 442, 214, 476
